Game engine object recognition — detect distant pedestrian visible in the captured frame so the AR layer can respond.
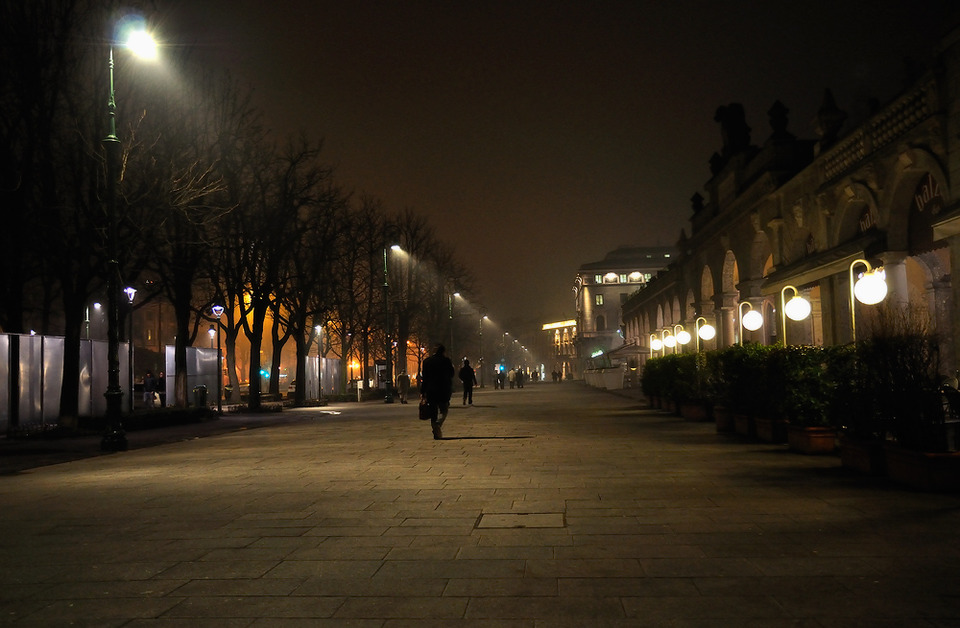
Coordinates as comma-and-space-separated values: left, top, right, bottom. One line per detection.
459, 358, 478, 405
143, 371, 157, 408
516, 368, 524, 389
508, 368, 516, 389
157, 371, 166, 407
420, 344, 454, 440
396, 371, 411, 404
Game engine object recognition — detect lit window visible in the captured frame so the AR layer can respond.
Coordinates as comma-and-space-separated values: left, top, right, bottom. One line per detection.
619, 274, 627, 283
628, 272, 642, 282
604, 272, 618, 283
595, 295, 604, 306
594, 274, 603, 284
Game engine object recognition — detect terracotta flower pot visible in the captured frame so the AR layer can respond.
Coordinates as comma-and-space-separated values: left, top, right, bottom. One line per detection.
839, 436, 886, 476
714, 405, 735, 433
680, 400, 710, 422
884, 444, 960, 492
754, 417, 787, 444
787, 425, 837, 454
734, 414, 754, 438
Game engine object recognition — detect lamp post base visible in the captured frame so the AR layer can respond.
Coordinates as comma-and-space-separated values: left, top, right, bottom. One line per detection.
101, 388, 127, 451
101, 428, 128, 451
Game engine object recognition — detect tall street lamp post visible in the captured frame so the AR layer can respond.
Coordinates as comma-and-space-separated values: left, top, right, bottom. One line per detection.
124, 287, 137, 413
382, 238, 400, 403
212, 305, 224, 414
479, 314, 487, 388
101, 25, 156, 451
448, 291, 456, 356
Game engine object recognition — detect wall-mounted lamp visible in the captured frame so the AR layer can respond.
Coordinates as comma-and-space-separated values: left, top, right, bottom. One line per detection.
738, 301, 763, 345
695, 316, 716, 353
661, 328, 676, 352
649, 332, 663, 356
849, 258, 887, 342
780, 285, 811, 346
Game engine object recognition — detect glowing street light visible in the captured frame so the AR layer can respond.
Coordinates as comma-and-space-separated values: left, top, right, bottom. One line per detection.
695, 316, 716, 353
212, 305, 224, 413
382, 232, 400, 403
479, 314, 488, 388
650, 333, 663, 356
849, 258, 888, 342
101, 20, 158, 452
674, 324, 692, 349
738, 301, 763, 345
780, 285, 811, 345
124, 287, 136, 413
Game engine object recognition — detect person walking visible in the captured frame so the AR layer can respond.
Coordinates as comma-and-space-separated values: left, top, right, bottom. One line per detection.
508, 368, 516, 389
396, 371, 411, 404
420, 344, 454, 440
459, 358, 478, 405
143, 371, 156, 408
157, 371, 166, 407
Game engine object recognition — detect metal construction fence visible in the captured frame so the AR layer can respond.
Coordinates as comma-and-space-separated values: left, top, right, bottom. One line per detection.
0, 333, 129, 432
1, 333, 345, 432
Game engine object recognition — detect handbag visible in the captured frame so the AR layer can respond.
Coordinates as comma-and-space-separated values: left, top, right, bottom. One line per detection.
419, 398, 437, 421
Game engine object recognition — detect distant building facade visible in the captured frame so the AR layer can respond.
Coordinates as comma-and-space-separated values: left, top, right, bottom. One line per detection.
622, 27, 960, 373
575, 246, 675, 374
541, 319, 577, 380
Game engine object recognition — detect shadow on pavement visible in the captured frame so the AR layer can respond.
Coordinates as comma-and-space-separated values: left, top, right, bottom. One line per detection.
439, 436, 535, 440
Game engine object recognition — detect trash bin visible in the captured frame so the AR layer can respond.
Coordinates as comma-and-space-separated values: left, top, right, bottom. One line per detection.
193, 384, 208, 407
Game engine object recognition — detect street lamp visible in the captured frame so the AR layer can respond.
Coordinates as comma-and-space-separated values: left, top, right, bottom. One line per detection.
661, 328, 676, 353
849, 259, 888, 342
124, 287, 136, 413
479, 314, 488, 388
101, 22, 157, 452
212, 305, 224, 414
674, 324, 692, 350
449, 289, 460, 357
649, 332, 663, 356
695, 316, 716, 353
780, 285, 811, 346
382, 236, 400, 403
738, 301, 763, 345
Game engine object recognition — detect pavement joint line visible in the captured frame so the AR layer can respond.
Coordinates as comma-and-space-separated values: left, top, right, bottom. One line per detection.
2, 383, 960, 624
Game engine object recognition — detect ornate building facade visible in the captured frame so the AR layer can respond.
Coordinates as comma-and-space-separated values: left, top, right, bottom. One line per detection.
623, 27, 960, 372
575, 246, 675, 374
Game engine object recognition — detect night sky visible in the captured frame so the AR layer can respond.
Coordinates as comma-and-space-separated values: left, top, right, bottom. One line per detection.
165, 0, 954, 330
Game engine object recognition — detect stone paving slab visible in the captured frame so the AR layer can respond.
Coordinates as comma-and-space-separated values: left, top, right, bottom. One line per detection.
1, 383, 960, 625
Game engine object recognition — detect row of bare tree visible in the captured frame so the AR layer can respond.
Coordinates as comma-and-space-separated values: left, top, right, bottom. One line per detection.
0, 0, 471, 414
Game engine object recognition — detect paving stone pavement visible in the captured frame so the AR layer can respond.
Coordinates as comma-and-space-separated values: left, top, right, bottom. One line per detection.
1, 382, 960, 627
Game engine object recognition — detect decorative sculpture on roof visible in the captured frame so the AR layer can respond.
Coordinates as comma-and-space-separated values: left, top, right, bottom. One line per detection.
714, 103, 752, 158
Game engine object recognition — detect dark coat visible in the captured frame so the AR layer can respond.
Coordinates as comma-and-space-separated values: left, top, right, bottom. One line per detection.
459, 365, 477, 387
421, 352, 454, 404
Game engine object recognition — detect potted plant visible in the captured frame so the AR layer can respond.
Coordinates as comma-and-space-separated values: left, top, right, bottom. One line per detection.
676, 352, 711, 421
704, 350, 734, 432
780, 345, 843, 454
828, 341, 887, 473
715, 343, 769, 439
855, 307, 960, 490
640, 358, 664, 409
